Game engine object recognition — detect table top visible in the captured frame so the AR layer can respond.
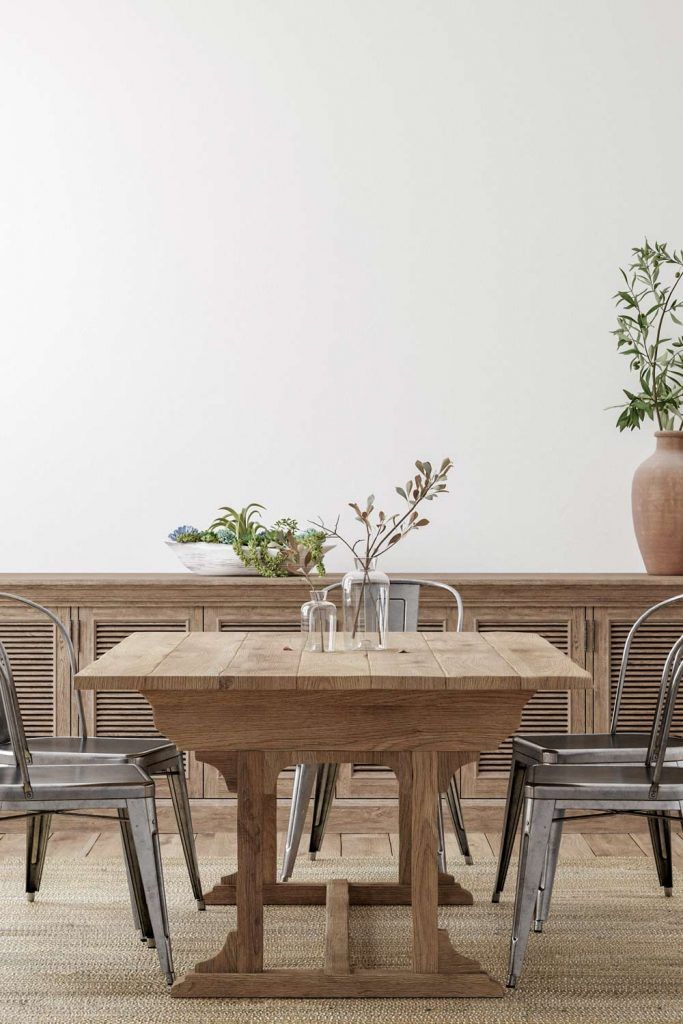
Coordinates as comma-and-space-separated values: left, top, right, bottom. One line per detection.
75, 630, 592, 692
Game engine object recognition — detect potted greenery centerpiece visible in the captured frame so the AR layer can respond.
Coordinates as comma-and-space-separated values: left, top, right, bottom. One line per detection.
314, 457, 453, 649
166, 504, 330, 577
612, 241, 683, 573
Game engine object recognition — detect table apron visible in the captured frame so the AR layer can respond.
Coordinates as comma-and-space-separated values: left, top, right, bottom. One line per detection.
142, 688, 533, 751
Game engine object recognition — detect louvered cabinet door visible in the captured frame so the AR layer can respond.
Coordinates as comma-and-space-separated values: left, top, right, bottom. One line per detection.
593, 604, 683, 736
202, 606, 301, 797
78, 606, 204, 797
0, 602, 72, 737
459, 606, 588, 798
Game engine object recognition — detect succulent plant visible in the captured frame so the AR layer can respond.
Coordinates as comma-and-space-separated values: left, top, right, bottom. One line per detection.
168, 525, 202, 543
168, 507, 330, 577
213, 526, 236, 544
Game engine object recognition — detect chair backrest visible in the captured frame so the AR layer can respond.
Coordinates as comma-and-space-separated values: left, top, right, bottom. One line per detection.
646, 634, 683, 792
0, 593, 86, 741
610, 593, 683, 735
323, 578, 464, 633
0, 641, 33, 796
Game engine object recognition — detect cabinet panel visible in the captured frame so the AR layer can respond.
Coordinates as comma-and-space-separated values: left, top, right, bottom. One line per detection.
460, 606, 587, 798
593, 603, 683, 735
78, 606, 203, 796
0, 603, 71, 737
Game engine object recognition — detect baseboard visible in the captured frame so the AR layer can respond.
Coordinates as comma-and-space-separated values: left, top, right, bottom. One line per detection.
0, 798, 674, 834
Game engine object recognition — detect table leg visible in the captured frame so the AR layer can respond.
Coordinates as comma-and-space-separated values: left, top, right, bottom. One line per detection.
397, 751, 412, 885
411, 751, 439, 972
237, 750, 264, 973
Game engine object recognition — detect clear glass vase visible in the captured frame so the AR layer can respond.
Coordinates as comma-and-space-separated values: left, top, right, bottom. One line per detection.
342, 557, 390, 650
301, 590, 337, 652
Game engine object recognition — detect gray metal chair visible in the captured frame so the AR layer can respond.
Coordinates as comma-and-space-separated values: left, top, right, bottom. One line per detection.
506, 634, 683, 988
0, 594, 203, 912
0, 640, 174, 985
280, 579, 471, 882
492, 593, 683, 909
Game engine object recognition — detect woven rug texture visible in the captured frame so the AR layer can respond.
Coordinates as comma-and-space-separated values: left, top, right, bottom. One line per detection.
0, 852, 680, 1024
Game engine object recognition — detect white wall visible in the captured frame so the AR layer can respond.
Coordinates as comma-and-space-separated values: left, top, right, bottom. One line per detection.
1, 0, 681, 574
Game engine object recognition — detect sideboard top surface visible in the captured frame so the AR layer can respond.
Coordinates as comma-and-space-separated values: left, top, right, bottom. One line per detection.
0, 572, 682, 607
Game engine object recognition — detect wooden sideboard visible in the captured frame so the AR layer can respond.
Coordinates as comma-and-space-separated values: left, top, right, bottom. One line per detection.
1, 572, 682, 833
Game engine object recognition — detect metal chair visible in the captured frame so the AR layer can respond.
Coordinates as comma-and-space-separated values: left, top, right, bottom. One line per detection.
0, 593, 203, 912
506, 634, 683, 989
492, 594, 683, 910
280, 579, 472, 882
0, 640, 174, 984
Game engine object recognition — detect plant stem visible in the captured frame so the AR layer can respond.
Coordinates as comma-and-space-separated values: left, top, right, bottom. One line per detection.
652, 269, 683, 429
372, 480, 437, 558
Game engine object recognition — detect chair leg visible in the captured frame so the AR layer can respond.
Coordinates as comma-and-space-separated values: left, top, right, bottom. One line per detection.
25, 813, 51, 901
534, 809, 564, 930
648, 810, 673, 897
308, 762, 339, 859
493, 755, 528, 902
280, 763, 316, 882
444, 775, 472, 865
166, 756, 205, 909
126, 797, 174, 986
436, 793, 448, 874
507, 797, 555, 989
118, 807, 154, 942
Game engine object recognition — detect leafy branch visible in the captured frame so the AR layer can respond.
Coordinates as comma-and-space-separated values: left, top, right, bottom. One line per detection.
612, 240, 683, 431
312, 457, 453, 566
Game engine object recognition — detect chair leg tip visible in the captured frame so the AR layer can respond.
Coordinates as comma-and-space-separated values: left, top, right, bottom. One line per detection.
506, 976, 518, 989
533, 921, 543, 933
309, 852, 317, 861
664, 887, 673, 898
147, 938, 157, 949
464, 855, 474, 865
25, 892, 36, 903
196, 899, 206, 911
491, 892, 501, 903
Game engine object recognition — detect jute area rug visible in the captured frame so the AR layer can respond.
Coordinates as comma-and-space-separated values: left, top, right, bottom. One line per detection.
0, 852, 680, 1024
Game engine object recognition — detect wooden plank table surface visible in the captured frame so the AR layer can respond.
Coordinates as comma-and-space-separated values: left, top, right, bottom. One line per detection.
76, 630, 591, 999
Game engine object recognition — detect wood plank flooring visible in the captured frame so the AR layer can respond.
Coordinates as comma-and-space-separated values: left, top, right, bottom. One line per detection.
1, 830, 681, 864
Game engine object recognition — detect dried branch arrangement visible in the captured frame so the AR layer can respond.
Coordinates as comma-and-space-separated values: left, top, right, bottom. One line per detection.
313, 457, 453, 567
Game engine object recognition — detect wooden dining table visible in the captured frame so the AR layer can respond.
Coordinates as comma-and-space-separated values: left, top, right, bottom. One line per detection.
76, 629, 591, 999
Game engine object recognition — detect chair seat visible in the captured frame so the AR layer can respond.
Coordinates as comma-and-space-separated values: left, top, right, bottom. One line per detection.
514, 731, 683, 764
527, 763, 683, 801
0, 763, 153, 802
0, 735, 178, 769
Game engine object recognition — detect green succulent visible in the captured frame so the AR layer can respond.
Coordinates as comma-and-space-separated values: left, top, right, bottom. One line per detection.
210, 503, 265, 545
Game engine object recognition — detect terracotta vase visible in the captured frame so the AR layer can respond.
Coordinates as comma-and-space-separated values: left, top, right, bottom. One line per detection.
632, 431, 683, 574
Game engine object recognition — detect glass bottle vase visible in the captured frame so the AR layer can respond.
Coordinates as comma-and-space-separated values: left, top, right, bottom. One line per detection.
341, 557, 390, 650
300, 590, 337, 652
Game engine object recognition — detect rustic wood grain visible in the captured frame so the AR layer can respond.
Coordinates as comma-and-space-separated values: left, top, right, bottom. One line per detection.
424, 632, 520, 689
325, 880, 350, 975
411, 751, 439, 973
482, 631, 590, 689
76, 630, 592, 692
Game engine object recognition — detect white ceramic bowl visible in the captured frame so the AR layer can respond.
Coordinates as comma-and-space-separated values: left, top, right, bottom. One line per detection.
165, 541, 259, 576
